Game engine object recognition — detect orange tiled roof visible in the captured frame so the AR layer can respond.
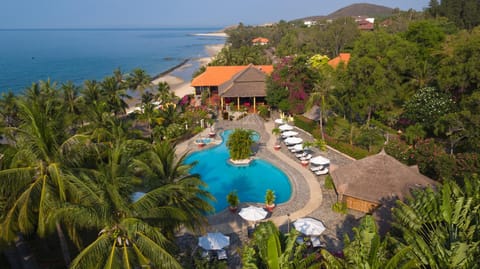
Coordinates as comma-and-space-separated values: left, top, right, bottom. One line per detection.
328, 53, 351, 68
191, 65, 273, 87
252, 37, 269, 44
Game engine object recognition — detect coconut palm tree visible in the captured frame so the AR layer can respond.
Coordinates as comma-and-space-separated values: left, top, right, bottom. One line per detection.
101, 76, 130, 116
0, 93, 93, 266
0, 91, 19, 128
126, 68, 152, 94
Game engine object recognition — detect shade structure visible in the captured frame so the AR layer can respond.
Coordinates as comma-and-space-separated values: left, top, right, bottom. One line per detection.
284, 137, 303, 145
291, 143, 306, 152
310, 155, 330, 166
281, 131, 299, 138
238, 206, 268, 222
274, 118, 285, 124
198, 232, 230, 250
278, 124, 294, 131
294, 217, 326, 236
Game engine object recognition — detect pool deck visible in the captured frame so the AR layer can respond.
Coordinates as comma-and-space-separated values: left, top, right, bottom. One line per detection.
175, 113, 362, 266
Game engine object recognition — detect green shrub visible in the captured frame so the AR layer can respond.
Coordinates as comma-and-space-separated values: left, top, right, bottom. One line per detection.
293, 115, 316, 133
325, 135, 370, 160
324, 175, 335, 190
332, 201, 348, 214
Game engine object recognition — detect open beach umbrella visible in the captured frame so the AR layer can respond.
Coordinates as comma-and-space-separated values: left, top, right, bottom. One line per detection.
310, 155, 330, 166
198, 232, 230, 250
284, 137, 303, 145
281, 131, 299, 138
274, 118, 285, 124
238, 206, 268, 222
279, 124, 294, 131
294, 217, 326, 236
291, 143, 306, 152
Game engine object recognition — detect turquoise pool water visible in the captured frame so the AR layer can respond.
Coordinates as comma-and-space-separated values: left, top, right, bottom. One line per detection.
184, 130, 292, 213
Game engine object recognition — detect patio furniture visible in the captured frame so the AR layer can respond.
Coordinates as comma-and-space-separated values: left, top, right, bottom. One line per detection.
310, 165, 325, 172
314, 168, 329, 176
281, 131, 299, 138
217, 249, 228, 260
310, 155, 330, 166
296, 152, 307, 158
300, 154, 312, 161
198, 232, 230, 250
284, 137, 303, 145
294, 217, 326, 236
311, 237, 322, 248
279, 124, 294, 131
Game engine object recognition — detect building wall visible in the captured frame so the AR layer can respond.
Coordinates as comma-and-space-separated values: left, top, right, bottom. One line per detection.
344, 195, 379, 213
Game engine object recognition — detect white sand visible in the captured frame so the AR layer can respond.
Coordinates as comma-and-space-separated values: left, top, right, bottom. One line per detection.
126, 43, 225, 113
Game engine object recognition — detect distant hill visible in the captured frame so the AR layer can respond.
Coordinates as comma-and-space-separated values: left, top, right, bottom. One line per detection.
299, 3, 393, 21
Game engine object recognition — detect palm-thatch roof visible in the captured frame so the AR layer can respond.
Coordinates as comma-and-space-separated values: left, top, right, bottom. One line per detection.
219, 64, 269, 98
330, 150, 437, 204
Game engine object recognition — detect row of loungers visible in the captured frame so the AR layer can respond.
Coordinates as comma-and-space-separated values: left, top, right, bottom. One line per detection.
286, 144, 329, 176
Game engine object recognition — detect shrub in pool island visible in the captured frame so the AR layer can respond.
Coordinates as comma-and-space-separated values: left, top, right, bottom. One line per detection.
226, 128, 255, 161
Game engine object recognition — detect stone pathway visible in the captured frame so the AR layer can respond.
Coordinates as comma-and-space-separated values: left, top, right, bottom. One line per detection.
175, 113, 364, 267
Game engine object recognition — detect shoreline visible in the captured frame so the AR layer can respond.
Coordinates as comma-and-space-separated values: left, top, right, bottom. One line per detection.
126, 43, 224, 112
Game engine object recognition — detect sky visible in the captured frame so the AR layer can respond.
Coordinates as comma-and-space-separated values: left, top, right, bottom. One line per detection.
0, 0, 430, 29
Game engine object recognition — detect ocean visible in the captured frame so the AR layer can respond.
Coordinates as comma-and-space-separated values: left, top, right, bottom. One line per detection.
0, 28, 225, 94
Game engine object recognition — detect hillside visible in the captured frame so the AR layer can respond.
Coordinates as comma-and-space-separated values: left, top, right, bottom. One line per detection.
299, 3, 393, 21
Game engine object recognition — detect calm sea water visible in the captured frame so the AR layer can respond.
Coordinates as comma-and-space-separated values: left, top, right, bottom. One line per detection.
0, 28, 225, 94
185, 130, 292, 213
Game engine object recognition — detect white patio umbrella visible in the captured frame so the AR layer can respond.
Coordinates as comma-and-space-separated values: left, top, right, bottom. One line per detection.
274, 118, 285, 124
198, 232, 230, 250
291, 143, 305, 152
284, 137, 303, 145
239, 206, 268, 222
293, 217, 326, 236
278, 124, 294, 131
281, 131, 299, 138
310, 155, 330, 166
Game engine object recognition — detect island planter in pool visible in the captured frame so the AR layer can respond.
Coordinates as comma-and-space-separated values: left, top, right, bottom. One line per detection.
227, 191, 240, 213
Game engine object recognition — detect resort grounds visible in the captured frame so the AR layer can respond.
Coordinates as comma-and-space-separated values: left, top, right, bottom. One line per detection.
174, 112, 364, 268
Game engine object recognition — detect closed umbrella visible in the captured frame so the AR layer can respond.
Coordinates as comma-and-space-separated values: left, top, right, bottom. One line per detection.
281, 131, 299, 138
198, 232, 230, 250
284, 137, 303, 145
239, 206, 268, 222
294, 217, 326, 236
279, 124, 293, 131
310, 155, 330, 166
274, 118, 285, 124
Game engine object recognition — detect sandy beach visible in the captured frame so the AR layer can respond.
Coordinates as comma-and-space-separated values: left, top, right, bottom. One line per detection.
126, 43, 224, 112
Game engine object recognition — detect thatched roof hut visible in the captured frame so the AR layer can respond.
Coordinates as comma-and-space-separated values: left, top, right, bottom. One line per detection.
330, 150, 436, 213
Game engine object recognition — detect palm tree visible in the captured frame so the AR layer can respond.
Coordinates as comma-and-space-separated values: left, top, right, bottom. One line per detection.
242, 221, 319, 268
126, 68, 152, 94
156, 81, 176, 105
0, 90, 19, 127
0, 95, 93, 266
391, 178, 480, 268
101, 76, 130, 116
66, 132, 212, 268
226, 129, 255, 160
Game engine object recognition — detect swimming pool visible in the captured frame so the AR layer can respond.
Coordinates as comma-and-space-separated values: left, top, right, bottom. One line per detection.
184, 129, 292, 213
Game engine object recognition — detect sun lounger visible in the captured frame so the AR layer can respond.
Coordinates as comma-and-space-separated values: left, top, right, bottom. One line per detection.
310, 165, 325, 172
217, 249, 228, 260
314, 168, 329, 175
311, 236, 322, 248
300, 154, 312, 161
295, 152, 307, 158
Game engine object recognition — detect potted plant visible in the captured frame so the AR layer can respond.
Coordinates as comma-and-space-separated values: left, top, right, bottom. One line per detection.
272, 127, 281, 150
227, 191, 239, 212
265, 189, 276, 212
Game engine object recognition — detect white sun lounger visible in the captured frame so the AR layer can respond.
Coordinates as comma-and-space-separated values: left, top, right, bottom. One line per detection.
296, 152, 307, 158
314, 168, 329, 175
300, 154, 312, 161
310, 165, 325, 172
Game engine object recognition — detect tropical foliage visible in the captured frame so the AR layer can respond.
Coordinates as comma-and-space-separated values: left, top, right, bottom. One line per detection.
226, 128, 255, 160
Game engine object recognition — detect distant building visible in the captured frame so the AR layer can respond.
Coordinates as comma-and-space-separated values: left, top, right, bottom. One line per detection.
252, 37, 269, 46
328, 53, 351, 68
303, 20, 317, 27
191, 64, 273, 112
354, 16, 375, 31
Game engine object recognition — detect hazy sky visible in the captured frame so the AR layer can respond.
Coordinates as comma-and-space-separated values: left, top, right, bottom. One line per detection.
0, 0, 429, 28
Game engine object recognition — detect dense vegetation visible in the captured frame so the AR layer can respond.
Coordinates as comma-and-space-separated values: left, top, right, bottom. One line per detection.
0, 70, 216, 268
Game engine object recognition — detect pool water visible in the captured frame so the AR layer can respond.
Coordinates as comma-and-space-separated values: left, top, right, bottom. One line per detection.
185, 129, 292, 213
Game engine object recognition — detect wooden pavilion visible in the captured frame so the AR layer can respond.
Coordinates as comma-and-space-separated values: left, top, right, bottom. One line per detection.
330, 150, 436, 213
191, 64, 273, 112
